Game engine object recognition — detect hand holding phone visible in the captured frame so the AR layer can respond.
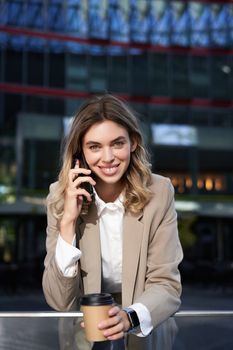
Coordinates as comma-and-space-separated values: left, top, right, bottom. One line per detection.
73, 153, 94, 202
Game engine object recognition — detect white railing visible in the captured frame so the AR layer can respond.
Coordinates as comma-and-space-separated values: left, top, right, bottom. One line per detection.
0, 310, 233, 317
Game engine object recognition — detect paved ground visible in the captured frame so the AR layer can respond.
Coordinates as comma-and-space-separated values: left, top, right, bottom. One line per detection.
0, 284, 232, 349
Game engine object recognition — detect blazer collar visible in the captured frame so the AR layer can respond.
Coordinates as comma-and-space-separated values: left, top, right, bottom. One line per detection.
78, 203, 102, 294
122, 210, 143, 307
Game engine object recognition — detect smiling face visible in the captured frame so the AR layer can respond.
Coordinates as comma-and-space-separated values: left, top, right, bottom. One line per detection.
82, 120, 136, 200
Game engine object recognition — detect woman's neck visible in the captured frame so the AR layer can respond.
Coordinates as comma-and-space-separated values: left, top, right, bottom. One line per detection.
95, 181, 124, 203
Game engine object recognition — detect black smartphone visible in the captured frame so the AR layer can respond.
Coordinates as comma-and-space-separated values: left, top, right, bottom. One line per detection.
73, 153, 94, 200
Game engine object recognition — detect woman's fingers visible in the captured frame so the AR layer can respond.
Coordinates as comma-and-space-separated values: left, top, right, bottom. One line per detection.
97, 307, 128, 340
102, 316, 125, 340
67, 166, 95, 195
66, 187, 91, 202
69, 167, 91, 183
108, 305, 121, 316
73, 175, 96, 187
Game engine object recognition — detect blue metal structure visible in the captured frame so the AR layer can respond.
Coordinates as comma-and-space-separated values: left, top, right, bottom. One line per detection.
0, 0, 232, 53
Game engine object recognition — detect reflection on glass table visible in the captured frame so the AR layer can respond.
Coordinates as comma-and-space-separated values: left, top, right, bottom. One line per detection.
0, 311, 233, 350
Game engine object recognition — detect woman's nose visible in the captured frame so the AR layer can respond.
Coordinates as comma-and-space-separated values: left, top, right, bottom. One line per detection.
102, 147, 114, 162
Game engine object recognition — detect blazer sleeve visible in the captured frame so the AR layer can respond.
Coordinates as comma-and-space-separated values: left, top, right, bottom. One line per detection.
135, 178, 183, 328
42, 183, 81, 311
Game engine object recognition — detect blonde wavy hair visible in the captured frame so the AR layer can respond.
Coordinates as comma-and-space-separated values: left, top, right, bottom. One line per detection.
48, 94, 153, 218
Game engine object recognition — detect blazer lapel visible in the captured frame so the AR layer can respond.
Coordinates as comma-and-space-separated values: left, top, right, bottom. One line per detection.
77, 203, 144, 304
122, 211, 144, 307
78, 203, 102, 294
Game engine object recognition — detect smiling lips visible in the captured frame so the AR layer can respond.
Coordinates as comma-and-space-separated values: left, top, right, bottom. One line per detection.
99, 164, 119, 176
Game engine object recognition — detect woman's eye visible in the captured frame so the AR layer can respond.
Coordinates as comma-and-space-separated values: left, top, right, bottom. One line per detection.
113, 141, 124, 148
89, 145, 100, 151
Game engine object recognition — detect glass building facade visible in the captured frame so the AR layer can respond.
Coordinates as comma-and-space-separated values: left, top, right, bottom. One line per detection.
0, 0, 233, 290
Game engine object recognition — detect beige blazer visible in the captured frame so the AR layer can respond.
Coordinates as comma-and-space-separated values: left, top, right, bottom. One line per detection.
42, 174, 183, 348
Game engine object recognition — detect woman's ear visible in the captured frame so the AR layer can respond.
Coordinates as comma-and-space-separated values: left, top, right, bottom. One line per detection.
130, 140, 137, 152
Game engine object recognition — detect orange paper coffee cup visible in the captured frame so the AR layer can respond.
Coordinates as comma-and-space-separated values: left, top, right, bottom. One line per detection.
80, 293, 114, 342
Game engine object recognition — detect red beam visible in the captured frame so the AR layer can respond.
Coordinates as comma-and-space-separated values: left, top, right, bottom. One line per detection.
1, 82, 233, 108
0, 82, 91, 99
1, 25, 233, 56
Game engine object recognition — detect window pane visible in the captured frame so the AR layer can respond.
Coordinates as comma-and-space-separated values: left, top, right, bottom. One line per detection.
148, 53, 169, 96
108, 55, 128, 93
190, 56, 210, 98
89, 55, 107, 92
130, 53, 149, 96
211, 56, 231, 100
170, 55, 189, 98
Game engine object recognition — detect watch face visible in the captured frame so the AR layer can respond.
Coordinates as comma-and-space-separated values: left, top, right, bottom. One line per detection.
128, 310, 140, 329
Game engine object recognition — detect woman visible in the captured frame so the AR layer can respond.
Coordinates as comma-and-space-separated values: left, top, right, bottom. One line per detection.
42, 94, 183, 350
